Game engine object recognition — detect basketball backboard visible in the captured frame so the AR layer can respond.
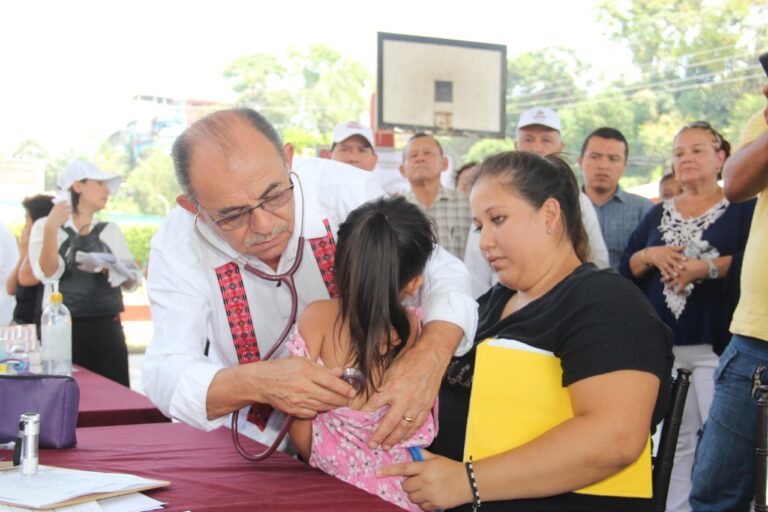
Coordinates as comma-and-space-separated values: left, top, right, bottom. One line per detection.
377, 32, 507, 138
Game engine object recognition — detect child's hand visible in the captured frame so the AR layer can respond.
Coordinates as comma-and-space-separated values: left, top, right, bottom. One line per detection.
376, 451, 472, 511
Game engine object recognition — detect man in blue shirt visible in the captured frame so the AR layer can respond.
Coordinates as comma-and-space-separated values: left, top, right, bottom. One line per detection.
579, 127, 654, 269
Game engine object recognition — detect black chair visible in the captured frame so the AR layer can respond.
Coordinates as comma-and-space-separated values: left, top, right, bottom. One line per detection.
652, 367, 692, 512
755, 385, 768, 512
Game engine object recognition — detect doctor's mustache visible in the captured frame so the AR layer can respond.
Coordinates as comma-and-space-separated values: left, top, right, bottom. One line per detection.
244, 223, 290, 247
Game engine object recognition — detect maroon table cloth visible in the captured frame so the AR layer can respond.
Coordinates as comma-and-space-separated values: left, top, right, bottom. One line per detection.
9, 422, 401, 512
73, 366, 170, 427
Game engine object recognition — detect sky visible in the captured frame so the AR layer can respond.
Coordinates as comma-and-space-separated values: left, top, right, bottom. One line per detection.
0, 0, 632, 156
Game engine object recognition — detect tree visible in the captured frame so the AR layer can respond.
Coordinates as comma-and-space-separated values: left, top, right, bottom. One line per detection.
93, 141, 131, 176
465, 138, 516, 164
43, 151, 87, 191
598, 0, 767, 130
506, 47, 590, 135
13, 139, 48, 161
113, 148, 179, 217
224, 44, 371, 147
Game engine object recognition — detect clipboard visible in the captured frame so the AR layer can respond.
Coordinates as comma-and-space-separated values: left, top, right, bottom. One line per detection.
464, 338, 652, 498
0, 464, 170, 510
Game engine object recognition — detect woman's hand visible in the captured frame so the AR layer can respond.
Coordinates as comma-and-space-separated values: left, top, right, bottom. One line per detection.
45, 201, 71, 232
644, 245, 687, 279
377, 451, 472, 511
661, 258, 708, 294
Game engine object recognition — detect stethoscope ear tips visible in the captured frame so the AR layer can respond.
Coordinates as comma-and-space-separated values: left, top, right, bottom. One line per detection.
341, 368, 365, 396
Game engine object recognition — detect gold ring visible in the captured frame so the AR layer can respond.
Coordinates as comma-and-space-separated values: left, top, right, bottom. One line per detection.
402, 416, 416, 423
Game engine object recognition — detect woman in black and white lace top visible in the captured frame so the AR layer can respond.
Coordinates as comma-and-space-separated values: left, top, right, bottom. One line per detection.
619, 121, 756, 512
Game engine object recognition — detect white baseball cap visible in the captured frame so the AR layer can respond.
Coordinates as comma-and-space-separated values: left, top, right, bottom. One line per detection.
57, 160, 122, 193
332, 121, 376, 150
516, 107, 562, 133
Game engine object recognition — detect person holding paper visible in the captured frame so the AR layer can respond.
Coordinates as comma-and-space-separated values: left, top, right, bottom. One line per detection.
29, 160, 142, 386
379, 152, 674, 512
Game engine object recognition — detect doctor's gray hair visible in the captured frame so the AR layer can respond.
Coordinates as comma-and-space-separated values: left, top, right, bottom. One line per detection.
171, 108, 285, 195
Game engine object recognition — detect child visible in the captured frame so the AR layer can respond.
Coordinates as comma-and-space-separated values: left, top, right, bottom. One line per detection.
659, 171, 683, 201
287, 196, 437, 511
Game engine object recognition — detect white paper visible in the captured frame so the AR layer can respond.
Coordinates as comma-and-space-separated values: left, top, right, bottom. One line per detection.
0, 466, 166, 509
74, 252, 138, 287
0, 493, 164, 512
0, 500, 101, 511
98, 493, 164, 512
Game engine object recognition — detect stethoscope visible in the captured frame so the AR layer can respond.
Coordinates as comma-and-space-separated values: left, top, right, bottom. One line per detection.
192, 171, 364, 461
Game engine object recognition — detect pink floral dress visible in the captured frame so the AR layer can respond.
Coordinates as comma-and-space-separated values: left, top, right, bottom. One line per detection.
286, 323, 438, 511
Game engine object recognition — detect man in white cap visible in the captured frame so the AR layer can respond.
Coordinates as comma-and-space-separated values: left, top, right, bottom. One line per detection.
515, 107, 565, 156
515, 106, 609, 269
329, 121, 378, 172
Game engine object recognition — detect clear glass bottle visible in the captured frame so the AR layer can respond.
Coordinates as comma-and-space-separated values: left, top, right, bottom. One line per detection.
41, 283, 72, 376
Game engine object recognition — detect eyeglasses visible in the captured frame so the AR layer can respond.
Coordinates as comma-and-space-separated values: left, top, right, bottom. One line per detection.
198, 181, 295, 231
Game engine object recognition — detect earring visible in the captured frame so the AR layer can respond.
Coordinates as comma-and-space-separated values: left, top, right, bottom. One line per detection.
546, 225, 553, 236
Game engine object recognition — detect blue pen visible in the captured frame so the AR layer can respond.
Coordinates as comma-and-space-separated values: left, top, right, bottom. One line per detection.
408, 447, 441, 512
408, 446, 423, 462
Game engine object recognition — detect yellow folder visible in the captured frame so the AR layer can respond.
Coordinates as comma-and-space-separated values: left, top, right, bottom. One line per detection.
464, 338, 652, 498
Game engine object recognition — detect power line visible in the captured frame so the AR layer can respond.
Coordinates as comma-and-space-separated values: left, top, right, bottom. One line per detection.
508, 45, 764, 104
507, 72, 765, 119
509, 65, 763, 112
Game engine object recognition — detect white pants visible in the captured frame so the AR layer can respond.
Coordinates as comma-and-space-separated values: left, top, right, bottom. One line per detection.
666, 344, 719, 512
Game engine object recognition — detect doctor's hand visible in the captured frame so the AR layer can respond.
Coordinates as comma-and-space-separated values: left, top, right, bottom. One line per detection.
377, 450, 472, 511
366, 321, 461, 450
207, 357, 356, 420
257, 358, 358, 418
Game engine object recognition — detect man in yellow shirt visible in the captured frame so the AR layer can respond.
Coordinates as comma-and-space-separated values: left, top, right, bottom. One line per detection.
690, 88, 768, 511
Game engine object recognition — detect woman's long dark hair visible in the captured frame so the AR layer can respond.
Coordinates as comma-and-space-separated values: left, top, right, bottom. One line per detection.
472, 151, 590, 263
334, 196, 436, 396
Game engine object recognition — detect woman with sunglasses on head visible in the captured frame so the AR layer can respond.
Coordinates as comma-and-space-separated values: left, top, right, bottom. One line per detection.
619, 122, 756, 512
380, 152, 673, 512
28, 160, 143, 386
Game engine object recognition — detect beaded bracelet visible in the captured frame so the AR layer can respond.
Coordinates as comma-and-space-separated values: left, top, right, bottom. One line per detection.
465, 456, 482, 511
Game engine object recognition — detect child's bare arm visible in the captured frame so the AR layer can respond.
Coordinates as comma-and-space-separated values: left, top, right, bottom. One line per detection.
288, 301, 335, 461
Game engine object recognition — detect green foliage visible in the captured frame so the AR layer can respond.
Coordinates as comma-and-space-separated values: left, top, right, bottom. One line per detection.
43, 150, 88, 190
725, 93, 766, 144
113, 148, 179, 217
507, 47, 590, 134
93, 141, 131, 176
121, 225, 158, 272
598, 0, 767, 133
282, 126, 326, 155
13, 139, 48, 161
224, 44, 372, 139
465, 138, 516, 164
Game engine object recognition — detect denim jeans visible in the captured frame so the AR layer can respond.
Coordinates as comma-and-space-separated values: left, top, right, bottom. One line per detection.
690, 334, 768, 511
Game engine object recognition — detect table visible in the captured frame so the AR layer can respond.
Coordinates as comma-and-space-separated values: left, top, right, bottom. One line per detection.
73, 366, 170, 428
2, 422, 401, 512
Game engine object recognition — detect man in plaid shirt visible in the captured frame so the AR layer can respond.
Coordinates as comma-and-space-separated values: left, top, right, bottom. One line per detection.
400, 133, 472, 259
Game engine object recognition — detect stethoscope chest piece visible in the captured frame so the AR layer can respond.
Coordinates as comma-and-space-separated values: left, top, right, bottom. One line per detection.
341, 368, 365, 396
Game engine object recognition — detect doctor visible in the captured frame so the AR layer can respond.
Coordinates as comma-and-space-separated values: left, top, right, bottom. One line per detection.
143, 108, 476, 451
